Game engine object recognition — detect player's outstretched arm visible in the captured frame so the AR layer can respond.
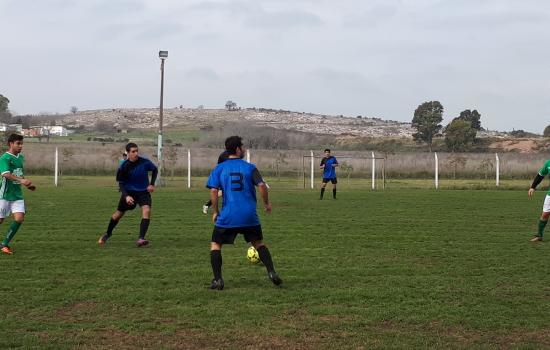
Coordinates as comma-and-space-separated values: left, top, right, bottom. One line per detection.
2, 173, 34, 190
529, 174, 545, 197
210, 188, 220, 222
258, 183, 272, 214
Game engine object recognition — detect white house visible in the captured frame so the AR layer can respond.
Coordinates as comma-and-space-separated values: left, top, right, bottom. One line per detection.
43, 126, 69, 136
0, 124, 23, 133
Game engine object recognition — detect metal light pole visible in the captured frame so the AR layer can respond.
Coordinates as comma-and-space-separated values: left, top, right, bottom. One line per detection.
157, 50, 168, 185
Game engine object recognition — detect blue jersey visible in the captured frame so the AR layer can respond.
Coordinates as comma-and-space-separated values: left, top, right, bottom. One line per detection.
117, 157, 158, 194
206, 158, 265, 228
321, 156, 338, 179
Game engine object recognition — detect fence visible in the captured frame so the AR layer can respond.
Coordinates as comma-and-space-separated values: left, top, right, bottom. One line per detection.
19, 142, 548, 189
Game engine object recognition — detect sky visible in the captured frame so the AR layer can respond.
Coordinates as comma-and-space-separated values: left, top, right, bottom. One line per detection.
1, 0, 549, 133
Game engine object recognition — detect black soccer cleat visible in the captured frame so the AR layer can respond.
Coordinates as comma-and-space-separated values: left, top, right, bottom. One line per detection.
210, 278, 224, 290
268, 271, 283, 286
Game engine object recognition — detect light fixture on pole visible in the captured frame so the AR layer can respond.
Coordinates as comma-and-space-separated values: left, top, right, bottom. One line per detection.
157, 50, 168, 185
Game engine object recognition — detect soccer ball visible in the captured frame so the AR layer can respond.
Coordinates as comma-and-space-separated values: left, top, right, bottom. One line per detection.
247, 246, 260, 264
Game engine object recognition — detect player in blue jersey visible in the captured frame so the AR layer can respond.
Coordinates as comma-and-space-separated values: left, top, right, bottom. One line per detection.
206, 136, 282, 290
99, 142, 158, 247
202, 150, 230, 214
319, 148, 338, 199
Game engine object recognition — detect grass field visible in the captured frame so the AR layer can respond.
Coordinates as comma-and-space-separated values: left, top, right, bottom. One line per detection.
1, 177, 549, 349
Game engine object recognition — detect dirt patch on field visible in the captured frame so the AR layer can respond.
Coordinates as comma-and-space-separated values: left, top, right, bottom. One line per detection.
489, 139, 540, 153
366, 320, 550, 349
68, 328, 322, 350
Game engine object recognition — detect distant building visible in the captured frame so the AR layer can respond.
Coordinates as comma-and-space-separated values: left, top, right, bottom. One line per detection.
0, 123, 23, 133
22, 125, 69, 137
22, 127, 42, 137
44, 126, 69, 136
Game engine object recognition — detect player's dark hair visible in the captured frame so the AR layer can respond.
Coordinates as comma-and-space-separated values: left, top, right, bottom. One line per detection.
324, 148, 331, 153
125, 142, 138, 152
7, 134, 23, 144
225, 136, 243, 155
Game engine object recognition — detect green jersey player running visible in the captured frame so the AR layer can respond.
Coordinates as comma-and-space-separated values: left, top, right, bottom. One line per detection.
0, 134, 36, 254
528, 159, 550, 241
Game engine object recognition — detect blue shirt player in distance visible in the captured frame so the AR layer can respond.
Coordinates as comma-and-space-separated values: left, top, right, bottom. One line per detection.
206, 136, 282, 290
319, 148, 339, 200
99, 142, 158, 247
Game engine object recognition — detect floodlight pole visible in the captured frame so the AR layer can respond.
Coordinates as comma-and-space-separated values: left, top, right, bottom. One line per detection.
157, 50, 168, 186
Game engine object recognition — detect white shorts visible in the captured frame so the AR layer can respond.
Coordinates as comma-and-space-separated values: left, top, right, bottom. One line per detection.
0, 199, 25, 218
543, 195, 550, 213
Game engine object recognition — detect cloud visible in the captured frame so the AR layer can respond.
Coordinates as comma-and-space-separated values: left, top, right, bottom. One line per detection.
244, 9, 323, 28
87, 0, 147, 15
135, 21, 185, 41
184, 68, 220, 80
342, 3, 400, 28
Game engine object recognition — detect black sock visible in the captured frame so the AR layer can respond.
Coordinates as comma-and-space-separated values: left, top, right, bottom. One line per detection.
211, 250, 222, 280
320, 188, 325, 199
106, 218, 119, 237
139, 218, 150, 239
257, 245, 275, 273
333, 188, 337, 198
205, 199, 212, 207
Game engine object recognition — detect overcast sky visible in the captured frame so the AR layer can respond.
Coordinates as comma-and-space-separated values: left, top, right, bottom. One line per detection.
1, 0, 549, 132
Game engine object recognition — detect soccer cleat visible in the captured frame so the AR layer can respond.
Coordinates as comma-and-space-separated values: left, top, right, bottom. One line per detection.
530, 236, 543, 242
268, 271, 283, 286
1, 245, 13, 255
202, 205, 209, 214
210, 278, 224, 290
136, 238, 149, 247
98, 234, 108, 245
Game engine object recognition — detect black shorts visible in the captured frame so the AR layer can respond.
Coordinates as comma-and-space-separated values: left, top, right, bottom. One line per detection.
211, 225, 263, 245
322, 178, 337, 184
117, 191, 152, 212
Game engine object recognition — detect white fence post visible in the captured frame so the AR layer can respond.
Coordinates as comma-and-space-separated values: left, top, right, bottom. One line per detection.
246, 149, 250, 163
310, 150, 314, 189
495, 153, 500, 187
187, 149, 191, 189
371, 151, 375, 190
434, 152, 439, 189
54, 147, 58, 187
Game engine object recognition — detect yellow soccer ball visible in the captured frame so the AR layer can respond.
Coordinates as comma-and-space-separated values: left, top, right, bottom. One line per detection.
247, 246, 260, 264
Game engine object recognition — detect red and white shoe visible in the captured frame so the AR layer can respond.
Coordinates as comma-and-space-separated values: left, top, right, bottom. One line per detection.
136, 239, 149, 247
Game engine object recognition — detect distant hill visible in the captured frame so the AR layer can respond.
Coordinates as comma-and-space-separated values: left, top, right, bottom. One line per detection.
45, 107, 508, 139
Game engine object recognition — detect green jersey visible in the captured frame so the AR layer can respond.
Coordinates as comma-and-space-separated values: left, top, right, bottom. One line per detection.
539, 160, 550, 195
0, 152, 25, 201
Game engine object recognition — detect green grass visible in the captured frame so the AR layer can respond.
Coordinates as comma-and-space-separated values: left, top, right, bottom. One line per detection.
1, 177, 549, 349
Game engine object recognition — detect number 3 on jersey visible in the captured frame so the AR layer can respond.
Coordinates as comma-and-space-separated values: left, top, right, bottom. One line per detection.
230, 172, 244, 191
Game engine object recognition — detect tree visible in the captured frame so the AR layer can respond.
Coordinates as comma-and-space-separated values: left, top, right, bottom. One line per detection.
444, 119, 477, 152
456, 109, 481, 130
94, 120, 115, 133
225, 100, 237, 111
411, 101, 444, 152
70, 106, 78, 114
544, 125, 550, 138
446, 154, 467, 179
0, 94, 12, 124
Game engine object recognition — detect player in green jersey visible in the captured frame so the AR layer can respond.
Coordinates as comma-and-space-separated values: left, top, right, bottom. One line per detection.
0, 134, 35, 254
528, 159, 550, 241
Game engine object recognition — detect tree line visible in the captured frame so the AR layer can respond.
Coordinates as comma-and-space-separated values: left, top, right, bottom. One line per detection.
411, 101, 550, 152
